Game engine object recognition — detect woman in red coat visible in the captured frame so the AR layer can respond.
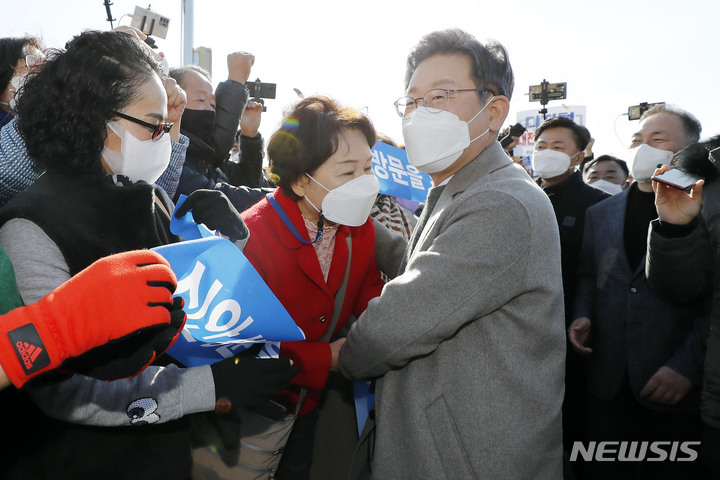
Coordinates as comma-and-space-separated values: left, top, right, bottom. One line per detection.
241, 96, 384, 479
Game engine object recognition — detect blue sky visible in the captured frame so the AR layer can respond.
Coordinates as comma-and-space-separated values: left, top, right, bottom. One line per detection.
4, 0, 719, 162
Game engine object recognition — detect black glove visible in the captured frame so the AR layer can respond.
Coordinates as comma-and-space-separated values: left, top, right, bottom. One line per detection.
62, 296, 186, 380
210, 344, 297, 410
176, 189, 249, 242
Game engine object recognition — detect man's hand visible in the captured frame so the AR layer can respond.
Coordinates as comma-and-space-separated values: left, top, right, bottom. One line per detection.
639, 366, 693, 405
584, 138, 595, 159
163, 77, 187, 142
228, 52, 255, 84
652, 165, 704, 225
499, 126, 519, 152
113, 26, 164, 65
240, 101, 263, 138
330, 338, 347, 372
113, 25, 147, 41
568, 317, 592, 355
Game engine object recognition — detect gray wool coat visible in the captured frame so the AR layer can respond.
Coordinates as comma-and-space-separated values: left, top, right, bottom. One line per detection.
339, 142, 566, 480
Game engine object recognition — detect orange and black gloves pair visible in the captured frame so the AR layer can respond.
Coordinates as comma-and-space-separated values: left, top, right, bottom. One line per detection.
0, 250, 186, 388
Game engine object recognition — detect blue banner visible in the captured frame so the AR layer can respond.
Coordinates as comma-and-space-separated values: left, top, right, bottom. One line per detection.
169, 195, 217, 240
371, 142, 432, 203
152, 197, 305, 367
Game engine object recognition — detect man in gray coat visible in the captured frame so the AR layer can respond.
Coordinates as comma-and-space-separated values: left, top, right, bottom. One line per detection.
331, 29, 565, 479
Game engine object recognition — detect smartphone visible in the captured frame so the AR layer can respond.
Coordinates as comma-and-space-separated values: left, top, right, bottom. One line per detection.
652, 168, 703, 190
245, 80, 277, 100
500, 123, 526, 149
248, 399, 289, 421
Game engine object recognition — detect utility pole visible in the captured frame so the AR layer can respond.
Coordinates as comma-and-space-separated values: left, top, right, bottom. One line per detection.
181, 0, 194, 66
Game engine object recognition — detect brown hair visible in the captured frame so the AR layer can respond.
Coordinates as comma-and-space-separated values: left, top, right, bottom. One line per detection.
268, 96, 376, 200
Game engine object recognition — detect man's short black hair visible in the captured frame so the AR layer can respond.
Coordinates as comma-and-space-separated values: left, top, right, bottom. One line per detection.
405, 29, 514, 101
535, 116, 590, 151
583, 155, 629, 178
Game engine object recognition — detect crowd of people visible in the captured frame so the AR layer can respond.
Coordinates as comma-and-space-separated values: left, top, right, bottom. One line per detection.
0, 22, 717, 480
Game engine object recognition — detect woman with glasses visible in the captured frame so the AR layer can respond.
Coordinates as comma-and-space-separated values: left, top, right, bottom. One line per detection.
0, 28, 189, 207
0, 30, 293, 480
0, 36, 44, 128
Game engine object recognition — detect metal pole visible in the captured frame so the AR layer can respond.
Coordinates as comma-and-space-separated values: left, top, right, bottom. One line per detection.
181, 0, 194, 66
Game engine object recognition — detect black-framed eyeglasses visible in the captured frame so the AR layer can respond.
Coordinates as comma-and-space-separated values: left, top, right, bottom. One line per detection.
114, 111, 173, 140
394, 88, 495, 118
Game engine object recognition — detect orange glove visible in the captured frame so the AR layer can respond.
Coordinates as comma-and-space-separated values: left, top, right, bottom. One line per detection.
0, 250, 186, 388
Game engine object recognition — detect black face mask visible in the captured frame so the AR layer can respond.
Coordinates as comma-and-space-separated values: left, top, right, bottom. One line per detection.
181, 109, 216, 145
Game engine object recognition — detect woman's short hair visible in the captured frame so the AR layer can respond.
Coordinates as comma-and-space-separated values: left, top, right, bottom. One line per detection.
268, 96, 376, 200
0, 36, 42, 94
16, 30, 162, 177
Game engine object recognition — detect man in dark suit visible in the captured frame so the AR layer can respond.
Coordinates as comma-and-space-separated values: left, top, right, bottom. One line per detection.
570, 104, 709, 479
532, 117, 609, 468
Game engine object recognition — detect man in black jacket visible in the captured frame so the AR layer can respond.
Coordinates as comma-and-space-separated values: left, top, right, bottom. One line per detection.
170, 53, 270, 212
532, 116, 609, 472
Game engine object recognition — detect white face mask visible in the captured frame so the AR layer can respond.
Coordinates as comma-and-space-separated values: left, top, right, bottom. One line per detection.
101, 120, 171, 184
4, 74, 27, 112
589, 179, 623, 195
304, 173, 380, 227
401, 96, 495, 174
629, 144, 673, 182
531, 149, 578, 179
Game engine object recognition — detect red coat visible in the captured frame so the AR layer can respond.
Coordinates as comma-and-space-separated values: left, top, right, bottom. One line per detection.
241, 189, 384, 415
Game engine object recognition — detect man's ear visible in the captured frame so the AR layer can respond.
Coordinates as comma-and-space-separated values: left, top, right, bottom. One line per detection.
487, 96, 510, 134
290, 175, 310, 198
571, 151, 585, 169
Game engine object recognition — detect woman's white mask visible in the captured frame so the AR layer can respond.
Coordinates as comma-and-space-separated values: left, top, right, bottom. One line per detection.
102, 120, 171, 184
304, 173, 380, 227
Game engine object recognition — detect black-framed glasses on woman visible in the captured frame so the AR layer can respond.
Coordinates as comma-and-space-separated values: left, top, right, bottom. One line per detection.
394, 88, 495, 118
114, 111, 173, 140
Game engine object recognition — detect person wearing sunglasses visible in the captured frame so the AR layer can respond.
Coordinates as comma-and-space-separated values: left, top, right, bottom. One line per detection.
0, 28, 188, 207
0, 30, 295, 480
0, 36, 44, 128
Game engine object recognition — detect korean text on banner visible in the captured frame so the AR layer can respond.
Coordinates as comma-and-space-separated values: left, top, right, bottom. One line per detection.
152, 197, 305, 367
371, 142, 431, 203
